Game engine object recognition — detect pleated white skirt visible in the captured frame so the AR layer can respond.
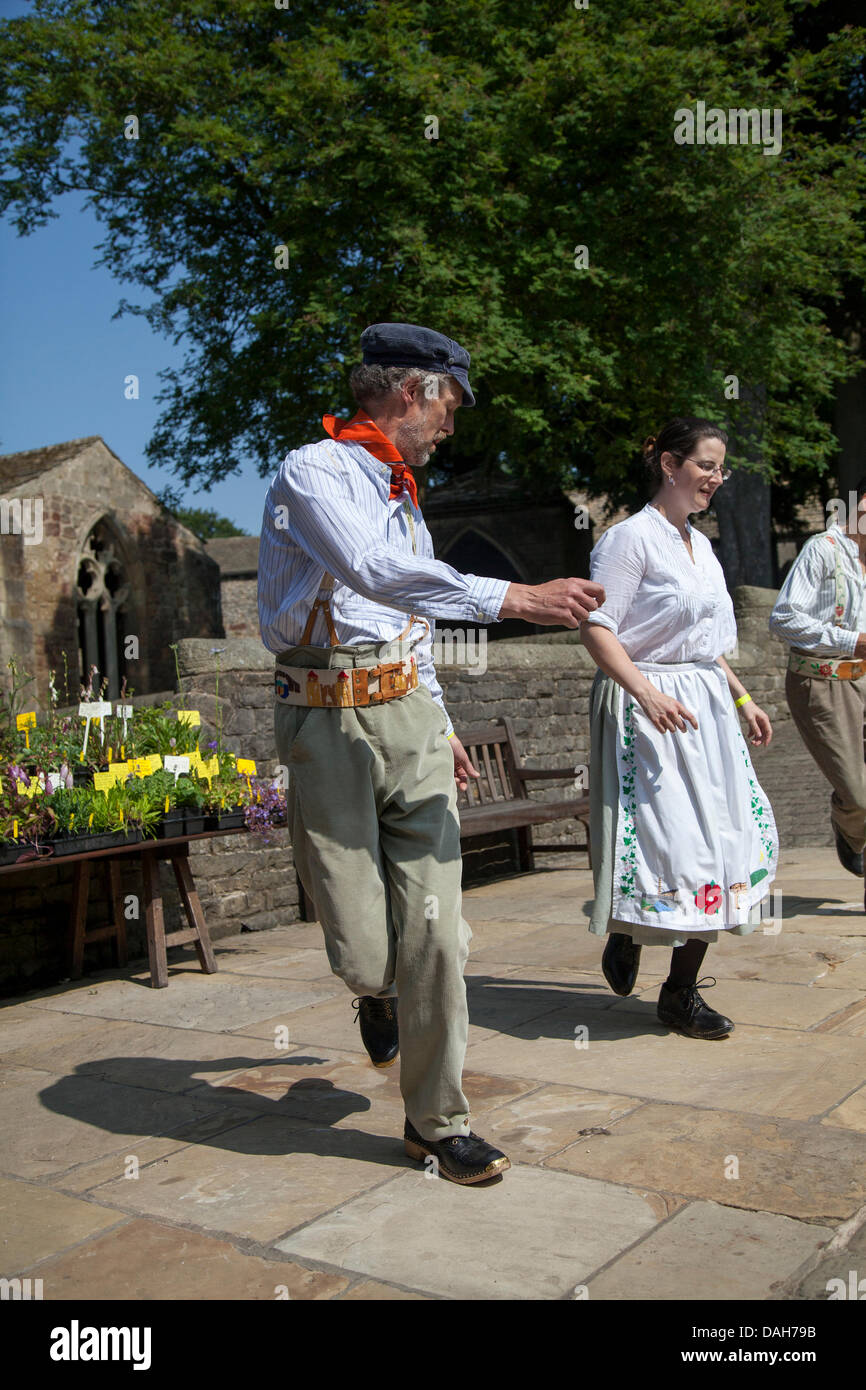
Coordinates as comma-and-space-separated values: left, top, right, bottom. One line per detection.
588, 663, 778, 946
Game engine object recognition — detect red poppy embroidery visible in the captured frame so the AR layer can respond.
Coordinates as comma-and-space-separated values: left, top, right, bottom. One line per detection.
694, 882, 722, 914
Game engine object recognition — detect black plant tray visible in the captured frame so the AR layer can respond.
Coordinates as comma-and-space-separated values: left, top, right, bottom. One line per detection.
156, 813, 186, 840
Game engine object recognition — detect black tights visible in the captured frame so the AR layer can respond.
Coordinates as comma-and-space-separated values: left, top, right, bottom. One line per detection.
665, 938, 709, 990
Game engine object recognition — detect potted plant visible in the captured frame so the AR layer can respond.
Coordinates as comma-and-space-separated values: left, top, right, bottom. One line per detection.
73, 787, 130, 853
243, 777, 288, 844
174, 773, 208, 835
0, 809, 26, 866
202, 763, 248, 831
144, 769, 185, 839
43, 786, 92, 857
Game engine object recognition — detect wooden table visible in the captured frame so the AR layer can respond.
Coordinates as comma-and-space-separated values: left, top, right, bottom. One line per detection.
0, 828, 248, 988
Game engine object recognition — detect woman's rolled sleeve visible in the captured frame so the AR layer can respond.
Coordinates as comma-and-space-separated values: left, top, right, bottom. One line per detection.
584, 524, 646, 636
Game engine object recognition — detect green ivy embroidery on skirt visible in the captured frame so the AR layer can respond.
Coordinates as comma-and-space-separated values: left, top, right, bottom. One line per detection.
619, 699, 638, 898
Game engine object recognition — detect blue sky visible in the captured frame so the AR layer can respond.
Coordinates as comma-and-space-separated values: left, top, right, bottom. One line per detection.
0, 0, 265, 534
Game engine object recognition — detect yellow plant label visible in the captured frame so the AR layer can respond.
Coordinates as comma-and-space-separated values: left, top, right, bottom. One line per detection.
236, 759, 257, 776
109, 763, 130, 781
177, 710, 201, 726
93, 772, 114, 794
16, 712, 37, 729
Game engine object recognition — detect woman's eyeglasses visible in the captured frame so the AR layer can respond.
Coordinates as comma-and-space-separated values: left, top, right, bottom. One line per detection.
678, 456, 732, 483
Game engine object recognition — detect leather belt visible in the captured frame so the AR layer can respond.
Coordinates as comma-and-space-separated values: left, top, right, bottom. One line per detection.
275, 655, 419, 707
787, 651, 866, 680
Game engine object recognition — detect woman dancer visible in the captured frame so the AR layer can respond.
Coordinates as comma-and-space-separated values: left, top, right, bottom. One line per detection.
580, 418, 778, 1038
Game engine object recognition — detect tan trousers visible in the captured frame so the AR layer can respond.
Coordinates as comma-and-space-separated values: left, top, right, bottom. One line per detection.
786, 670, 866, 852
274, 640, 472, 1142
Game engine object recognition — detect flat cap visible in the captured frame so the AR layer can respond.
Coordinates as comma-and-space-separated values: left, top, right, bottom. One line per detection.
360, 321, 475, 407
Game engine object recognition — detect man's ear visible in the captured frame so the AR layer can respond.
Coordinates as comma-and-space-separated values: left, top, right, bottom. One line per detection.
400, 376, 420, 408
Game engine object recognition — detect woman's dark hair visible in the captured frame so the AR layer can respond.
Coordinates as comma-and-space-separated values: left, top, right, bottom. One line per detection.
642, 417, 729, 491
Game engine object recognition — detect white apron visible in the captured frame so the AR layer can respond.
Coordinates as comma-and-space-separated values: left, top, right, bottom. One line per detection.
611, 660, 778, 932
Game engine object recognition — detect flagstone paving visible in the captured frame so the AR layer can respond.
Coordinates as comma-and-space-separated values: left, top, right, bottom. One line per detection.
1, 847, 864, 1300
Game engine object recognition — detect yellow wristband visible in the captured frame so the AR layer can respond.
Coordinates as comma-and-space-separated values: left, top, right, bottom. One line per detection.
446, 731, 455, 740
735, 694, 752, 708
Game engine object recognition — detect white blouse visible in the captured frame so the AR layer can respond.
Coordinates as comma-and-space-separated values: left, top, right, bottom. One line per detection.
584, 504, 738, 663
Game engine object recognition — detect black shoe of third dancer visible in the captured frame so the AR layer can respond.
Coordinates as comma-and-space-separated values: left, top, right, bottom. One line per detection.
602, 932, 642, 996
657, 976, 733, 1040
834, 825, 864, 877
404, 1118, 511, 1185
352, 995, 399, 1068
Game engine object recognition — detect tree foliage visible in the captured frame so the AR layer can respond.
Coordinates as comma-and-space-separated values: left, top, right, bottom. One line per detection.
1, 0, 863, 513
155, 489, 249, 540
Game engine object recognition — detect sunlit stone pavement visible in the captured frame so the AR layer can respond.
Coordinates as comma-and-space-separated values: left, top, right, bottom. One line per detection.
1, 847, 864, 1300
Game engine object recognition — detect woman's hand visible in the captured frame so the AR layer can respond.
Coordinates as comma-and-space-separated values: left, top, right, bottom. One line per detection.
742, 702, 772, 747
637, 684, 699, 734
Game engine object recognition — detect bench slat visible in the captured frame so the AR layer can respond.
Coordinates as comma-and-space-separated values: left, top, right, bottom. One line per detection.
481, 744, 501, 800
460, 797, 589, 834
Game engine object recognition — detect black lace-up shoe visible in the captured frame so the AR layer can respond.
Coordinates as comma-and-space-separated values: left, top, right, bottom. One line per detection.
657, 976, 734, 1040
602, 932, 642, 996
352, 996, 399, 1068
834, 825, 864, 877
403, 1118, 511, 1185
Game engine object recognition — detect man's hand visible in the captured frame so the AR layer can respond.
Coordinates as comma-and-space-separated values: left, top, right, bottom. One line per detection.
449, 733, 480, 793
500, 578, 606, 627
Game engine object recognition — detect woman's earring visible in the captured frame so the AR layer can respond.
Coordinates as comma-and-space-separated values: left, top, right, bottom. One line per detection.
668, 475, 675, 486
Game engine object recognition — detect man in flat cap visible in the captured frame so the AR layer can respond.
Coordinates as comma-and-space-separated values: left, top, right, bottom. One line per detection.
258, 321, 604, 1184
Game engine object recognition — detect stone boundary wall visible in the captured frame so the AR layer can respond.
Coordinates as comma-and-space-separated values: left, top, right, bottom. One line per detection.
0, 588, 838, 996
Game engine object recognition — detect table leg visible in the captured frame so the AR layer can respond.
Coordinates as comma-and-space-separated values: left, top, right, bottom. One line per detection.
68, 860, 91, 979
107, 858, 128, 965
141, 852, 169, 988
171, 848, 218, 974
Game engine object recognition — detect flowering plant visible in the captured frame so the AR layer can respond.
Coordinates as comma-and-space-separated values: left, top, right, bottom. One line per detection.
242, 778, 287, 844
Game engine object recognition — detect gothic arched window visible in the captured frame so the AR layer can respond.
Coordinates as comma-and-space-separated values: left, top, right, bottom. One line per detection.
76, 523, 131, 699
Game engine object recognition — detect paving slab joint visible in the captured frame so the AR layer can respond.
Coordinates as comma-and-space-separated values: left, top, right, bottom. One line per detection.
769, 1202, 866, 1299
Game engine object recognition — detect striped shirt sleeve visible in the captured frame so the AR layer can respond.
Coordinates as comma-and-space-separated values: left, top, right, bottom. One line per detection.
769, 536, 859, 657
274, 446, 510, 624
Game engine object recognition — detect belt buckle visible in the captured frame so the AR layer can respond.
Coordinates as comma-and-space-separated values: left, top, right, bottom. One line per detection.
377, 660, 408, 703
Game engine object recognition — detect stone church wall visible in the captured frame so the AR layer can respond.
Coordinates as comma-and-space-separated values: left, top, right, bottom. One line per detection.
0, 439, 223, 701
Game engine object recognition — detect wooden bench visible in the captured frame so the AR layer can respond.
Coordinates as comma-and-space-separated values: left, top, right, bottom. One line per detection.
295, 716, 590, 920
456, 716, 591, 872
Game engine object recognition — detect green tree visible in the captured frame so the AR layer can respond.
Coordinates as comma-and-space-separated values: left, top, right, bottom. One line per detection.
156, 487, 249, 540
1, 0, 864, 579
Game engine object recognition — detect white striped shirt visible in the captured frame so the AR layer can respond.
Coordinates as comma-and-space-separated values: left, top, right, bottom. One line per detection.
769, 525, 866, 657
257, 436, 510, 736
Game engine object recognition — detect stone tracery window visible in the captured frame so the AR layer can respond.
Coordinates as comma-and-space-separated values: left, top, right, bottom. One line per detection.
76, 522, 131, 698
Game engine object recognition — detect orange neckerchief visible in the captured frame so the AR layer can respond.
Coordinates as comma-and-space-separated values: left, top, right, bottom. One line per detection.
322, 410, 418, 508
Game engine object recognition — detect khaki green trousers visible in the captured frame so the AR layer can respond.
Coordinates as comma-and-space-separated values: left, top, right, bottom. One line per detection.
274, 641, 472, 1142
786, 669, 866, 853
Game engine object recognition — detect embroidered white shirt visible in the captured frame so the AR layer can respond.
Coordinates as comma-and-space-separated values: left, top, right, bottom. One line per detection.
769, 525, 866, 658
583, 504, 737, 662
257, 437, 510, 736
